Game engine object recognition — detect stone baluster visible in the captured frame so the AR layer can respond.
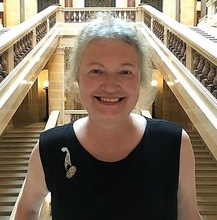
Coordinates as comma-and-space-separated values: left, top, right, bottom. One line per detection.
167, 32, 174, 50
179, 42, 186, 65
65, 11, 71, 22
14, 43, 23, 66
171, 36, 179, 55
175, 39, 183, 59
23, 35, 30, 54
196, 57, 205, 80
193, 55, 204, 77
201, 60, 210, 87
143, 12, 151, 28
193, 53, 200, 70
170, 35, 177, 53
160, 24, 164, 41
0, 55, 8, 82
212, 67, 217, 98
75, 11, 79, 23
127, 11, 135, 21
27, 32, 33, 52
49, 13, 56, 29
207, 64, 216, 93
0, 64, 4, 82
17, 40, 25, 59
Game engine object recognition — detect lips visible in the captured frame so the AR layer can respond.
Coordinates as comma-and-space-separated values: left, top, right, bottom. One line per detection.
94, 96, 125, 103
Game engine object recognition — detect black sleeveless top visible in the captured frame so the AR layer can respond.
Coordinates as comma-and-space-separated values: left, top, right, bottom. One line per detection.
39, 117, 182, 220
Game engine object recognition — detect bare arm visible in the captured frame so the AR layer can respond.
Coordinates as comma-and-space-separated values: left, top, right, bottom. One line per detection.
15, 142, 49, 220
178, 130, 202, 220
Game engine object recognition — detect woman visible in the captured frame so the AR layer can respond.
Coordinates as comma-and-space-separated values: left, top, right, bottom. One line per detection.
15, 14, 202, 219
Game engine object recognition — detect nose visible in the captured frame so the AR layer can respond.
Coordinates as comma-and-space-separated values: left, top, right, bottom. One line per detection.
101, 73, 120, 93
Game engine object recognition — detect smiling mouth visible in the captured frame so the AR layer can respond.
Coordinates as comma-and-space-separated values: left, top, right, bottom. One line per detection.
95, 96, 125, 103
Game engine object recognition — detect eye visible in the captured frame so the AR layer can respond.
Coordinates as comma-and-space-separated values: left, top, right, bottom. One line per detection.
89, 69, 103, 74
119, 70, 133, 75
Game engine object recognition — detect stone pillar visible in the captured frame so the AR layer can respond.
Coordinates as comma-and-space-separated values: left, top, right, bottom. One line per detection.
20, 0, 25, 22
163, 0, 177, 20
163, 0, 196, 25
64, 0, 73, 7
116, 0, 127, 7
180, 0, 197, 26
73, 0, 84, 7
48, 47, 65, 125
200, 0, 207, 18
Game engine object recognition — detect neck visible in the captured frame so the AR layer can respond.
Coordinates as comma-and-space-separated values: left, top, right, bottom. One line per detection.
74, 113, 146, 162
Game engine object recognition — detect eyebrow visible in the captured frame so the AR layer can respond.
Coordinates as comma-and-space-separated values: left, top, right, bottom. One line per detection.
87, 62, 104, 67
121, 63, 137, 68
87, 62, 137, 68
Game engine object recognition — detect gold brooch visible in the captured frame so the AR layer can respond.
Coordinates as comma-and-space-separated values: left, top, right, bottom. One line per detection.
61, 147, 76, 179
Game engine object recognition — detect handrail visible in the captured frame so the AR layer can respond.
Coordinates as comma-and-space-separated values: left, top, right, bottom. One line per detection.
0, 26, 60, 136
0, 5, 59, 54
10, 110, 60, 220
141, 5, 217, 66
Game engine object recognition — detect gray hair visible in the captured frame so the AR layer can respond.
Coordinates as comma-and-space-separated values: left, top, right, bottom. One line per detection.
69, 13, 152, 89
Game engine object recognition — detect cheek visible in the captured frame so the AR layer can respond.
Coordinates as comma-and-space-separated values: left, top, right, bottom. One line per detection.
126, 80, 140, 94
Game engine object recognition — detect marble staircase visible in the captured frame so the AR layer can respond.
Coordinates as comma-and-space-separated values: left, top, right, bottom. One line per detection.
0, 123, 45, 220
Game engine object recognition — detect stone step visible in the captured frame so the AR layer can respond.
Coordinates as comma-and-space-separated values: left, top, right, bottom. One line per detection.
197, 195, 217, 203
0, 148, 32, 153
2, 134, 40, 139
0, 205, 14, 217
0, 166, 27, 172
0, 138, 38, 143
0, 172, 26, 179
0, 160, 28, 165
4, 129, 42, 134
0, 143, 35, 147
198, 204, 217, 214
196, 180, 217, 186
0, 123, 44, 218
196, 187, 217, 194
195, 155, 214, 160
0, 180, 24, 188
196, 172, 217, 177
196, 164, 217, 169
191, 139, 204, 143
195, 166, 217, 171
0, 196, 17, 206
0, 154, 30, 159
0, 188, 20, 196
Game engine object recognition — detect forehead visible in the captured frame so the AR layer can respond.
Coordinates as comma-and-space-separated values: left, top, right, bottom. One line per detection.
81, 39, 140, 62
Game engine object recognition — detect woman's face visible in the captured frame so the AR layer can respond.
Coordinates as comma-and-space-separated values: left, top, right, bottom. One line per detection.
78, 39, 141, 124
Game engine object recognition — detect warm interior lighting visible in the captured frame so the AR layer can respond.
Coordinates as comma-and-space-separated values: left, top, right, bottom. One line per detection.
43, 80, 49, 89
151, 79, 157, 87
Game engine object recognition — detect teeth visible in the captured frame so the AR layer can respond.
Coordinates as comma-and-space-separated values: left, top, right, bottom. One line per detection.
100, 97, 120, 102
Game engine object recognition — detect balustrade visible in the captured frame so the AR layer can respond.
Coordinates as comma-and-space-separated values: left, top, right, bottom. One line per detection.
0, 6, 58, 82
153, 20, 164, 42
64, 8, 136, 23
142, 5, 217, 100
0, 53, 8, 82
192, 53, 217, 98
